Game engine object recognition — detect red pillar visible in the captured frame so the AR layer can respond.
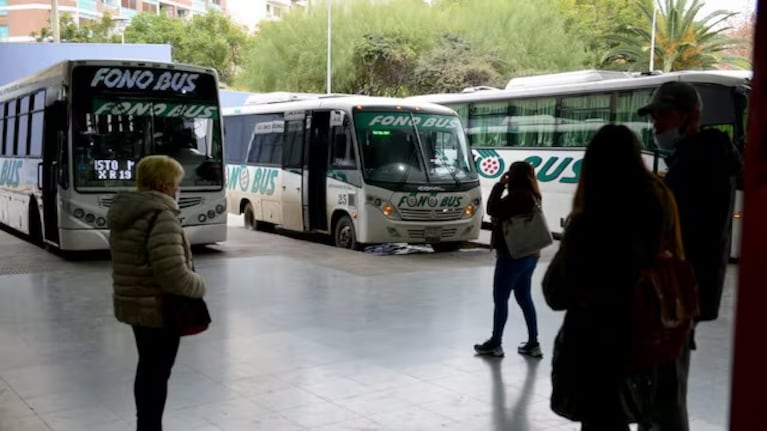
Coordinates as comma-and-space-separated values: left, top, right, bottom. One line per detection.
730, 1, 766, 429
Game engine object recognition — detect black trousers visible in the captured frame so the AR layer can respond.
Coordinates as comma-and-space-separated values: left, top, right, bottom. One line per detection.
132, 326, 180, 431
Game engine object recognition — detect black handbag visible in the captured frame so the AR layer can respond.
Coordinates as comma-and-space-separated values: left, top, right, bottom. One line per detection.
145, 210, 211, 336
163, 294, 211, 336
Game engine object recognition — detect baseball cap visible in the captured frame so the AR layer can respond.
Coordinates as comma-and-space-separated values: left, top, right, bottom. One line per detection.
637, 81, 702, 116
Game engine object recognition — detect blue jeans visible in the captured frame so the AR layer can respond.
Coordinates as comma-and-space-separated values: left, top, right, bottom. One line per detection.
491, 255, 540, 345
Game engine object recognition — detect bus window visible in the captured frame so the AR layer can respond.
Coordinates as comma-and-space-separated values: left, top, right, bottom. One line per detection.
558, 94, 611, 147
510, 98, 557, 147
330, 120, 356, 169
283, 119, 304, 169
247, 114, 283, 165
29, 91, 45, 157
16, 96, 30, 157
615, 90, 654, 149
468, 102, 509, 147
223, 115, 248, 164
29, 110, 43, 157
4, 99, 16, 156
0, 103, 5, 154
448, 103, 469, 128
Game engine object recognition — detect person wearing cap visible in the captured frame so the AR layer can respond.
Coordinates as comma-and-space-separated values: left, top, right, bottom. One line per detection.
637, 81, 741, 431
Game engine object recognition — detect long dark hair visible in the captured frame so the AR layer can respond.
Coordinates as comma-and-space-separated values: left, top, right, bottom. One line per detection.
507, 161, 542, 201
572, 125, 655, 217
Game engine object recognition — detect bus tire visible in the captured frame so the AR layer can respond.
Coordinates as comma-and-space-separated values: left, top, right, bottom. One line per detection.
28, 199, 43, 246
243, 202, 257, 231
334, 215, 358, 250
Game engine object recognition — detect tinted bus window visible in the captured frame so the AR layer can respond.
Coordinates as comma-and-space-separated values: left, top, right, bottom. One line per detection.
4, 100, 16, 156
16, 96, 30, 156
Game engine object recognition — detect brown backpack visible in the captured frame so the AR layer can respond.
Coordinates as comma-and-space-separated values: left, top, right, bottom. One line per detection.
627, 180, 700, 370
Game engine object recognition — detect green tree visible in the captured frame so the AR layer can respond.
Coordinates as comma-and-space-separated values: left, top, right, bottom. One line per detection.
557, 0, 653, 67
412, 34, 504, 94
124, 11, 248, 84
238, 0, 585, 94
31, 13, 122, 43
603, 0, 748, 71
352, 32, 418, 96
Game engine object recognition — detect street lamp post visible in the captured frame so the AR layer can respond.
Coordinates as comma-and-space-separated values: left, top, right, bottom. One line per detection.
51, 0, 60, 43
649, 1, 658, 72
326, 0, 332, 94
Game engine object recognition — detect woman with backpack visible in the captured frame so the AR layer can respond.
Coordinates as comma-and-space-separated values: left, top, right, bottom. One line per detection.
474, 161, 546, 359
542, 125, 695, 430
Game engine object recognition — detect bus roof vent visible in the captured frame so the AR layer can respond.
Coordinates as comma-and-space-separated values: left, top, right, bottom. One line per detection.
244, 92, 326, 105
505, 69, 633, 90
461, 85, 501, 93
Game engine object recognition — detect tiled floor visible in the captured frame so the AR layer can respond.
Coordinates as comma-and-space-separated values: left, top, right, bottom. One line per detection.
0, 228, 736, 430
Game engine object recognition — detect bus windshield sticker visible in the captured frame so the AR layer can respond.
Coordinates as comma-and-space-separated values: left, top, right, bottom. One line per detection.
92, 99, 218, 119
355, 112, 462, 132
89, 67, 199, 93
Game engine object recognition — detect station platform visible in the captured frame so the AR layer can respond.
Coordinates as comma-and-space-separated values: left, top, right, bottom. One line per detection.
0, 226, 734, 431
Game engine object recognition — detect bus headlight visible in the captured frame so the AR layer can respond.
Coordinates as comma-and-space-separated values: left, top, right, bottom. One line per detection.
464, 204, 476, 217
383, 204, 395, 217
367, 195, 400, 219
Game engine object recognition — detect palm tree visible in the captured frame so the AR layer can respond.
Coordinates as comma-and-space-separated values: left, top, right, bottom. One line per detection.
602, 0, 750, 71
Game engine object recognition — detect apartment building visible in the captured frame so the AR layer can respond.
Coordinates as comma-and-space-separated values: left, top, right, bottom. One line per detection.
0, 0, 227, 42
227, 0, 307, 33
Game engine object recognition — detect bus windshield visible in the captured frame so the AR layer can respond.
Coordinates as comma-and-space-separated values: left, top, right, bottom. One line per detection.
354, 111, 476, 185
70, 66, 223, 192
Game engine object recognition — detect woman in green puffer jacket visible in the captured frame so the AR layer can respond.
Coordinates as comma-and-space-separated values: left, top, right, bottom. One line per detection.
107, 155, 206, 431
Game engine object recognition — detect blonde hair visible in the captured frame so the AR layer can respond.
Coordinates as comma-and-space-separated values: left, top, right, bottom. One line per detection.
136, 155, 185, 192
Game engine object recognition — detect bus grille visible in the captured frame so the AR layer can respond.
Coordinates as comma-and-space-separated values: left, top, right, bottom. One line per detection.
399, 208, 464, 221
99, 196, 203, 209
407, 228, 458, 239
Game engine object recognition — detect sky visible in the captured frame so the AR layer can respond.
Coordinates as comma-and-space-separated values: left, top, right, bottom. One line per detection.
697, 0, 756, 19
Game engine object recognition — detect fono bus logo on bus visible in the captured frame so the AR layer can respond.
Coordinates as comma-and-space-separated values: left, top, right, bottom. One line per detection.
89, 67, 200, 93
226, 165, 279, 196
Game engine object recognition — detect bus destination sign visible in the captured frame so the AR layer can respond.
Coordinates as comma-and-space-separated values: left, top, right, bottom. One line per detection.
89, 67, 199, 93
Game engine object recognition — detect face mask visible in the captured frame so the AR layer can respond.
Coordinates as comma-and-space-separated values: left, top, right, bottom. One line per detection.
654, 128, 682, 152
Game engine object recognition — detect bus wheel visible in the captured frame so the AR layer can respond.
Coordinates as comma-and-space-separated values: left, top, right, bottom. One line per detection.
28, 200, 43, 246
243, 203, 257, 231
334, 215, 358, 250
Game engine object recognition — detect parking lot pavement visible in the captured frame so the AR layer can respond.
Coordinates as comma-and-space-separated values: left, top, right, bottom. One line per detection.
0, 223, 735, 431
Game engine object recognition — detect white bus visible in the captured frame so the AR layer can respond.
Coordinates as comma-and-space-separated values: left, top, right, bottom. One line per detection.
223, 95, 483, 250
0, 59, 227, 251
408, 70, 750, 259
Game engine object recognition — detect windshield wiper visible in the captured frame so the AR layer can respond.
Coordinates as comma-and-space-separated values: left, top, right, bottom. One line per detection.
434, 149, 461, 187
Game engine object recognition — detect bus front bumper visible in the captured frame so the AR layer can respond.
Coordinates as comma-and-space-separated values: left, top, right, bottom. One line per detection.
57, 224, 227, 251
361, 210, 482, 244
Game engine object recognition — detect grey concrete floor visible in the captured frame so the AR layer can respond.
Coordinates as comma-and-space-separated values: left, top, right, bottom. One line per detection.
0, 222, 736, 431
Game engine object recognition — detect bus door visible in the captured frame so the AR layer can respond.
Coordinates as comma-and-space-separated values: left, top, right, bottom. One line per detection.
40, 100, 66, 245
280, 111, 306, 232
304, 111, 331, 231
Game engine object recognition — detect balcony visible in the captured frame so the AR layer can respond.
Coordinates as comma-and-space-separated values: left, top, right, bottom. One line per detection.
78, 0, 99, 13
192, 0, 206, 12
268, 0, 293, 7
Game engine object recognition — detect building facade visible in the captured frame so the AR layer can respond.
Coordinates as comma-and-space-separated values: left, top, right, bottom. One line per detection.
0, 0, 227, 42
227, 0, 307, 33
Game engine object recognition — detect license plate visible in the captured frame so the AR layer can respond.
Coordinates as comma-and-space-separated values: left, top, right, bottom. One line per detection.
425, 227, 442, 242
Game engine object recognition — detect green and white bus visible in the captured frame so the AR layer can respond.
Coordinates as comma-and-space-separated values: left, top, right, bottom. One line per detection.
409, 70, 750, 258
0, 59, 227, 251
223, 95, 483, 250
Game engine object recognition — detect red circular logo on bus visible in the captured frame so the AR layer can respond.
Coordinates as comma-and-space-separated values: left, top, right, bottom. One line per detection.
239, 168, 250, 191
481, 157, 501, 176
